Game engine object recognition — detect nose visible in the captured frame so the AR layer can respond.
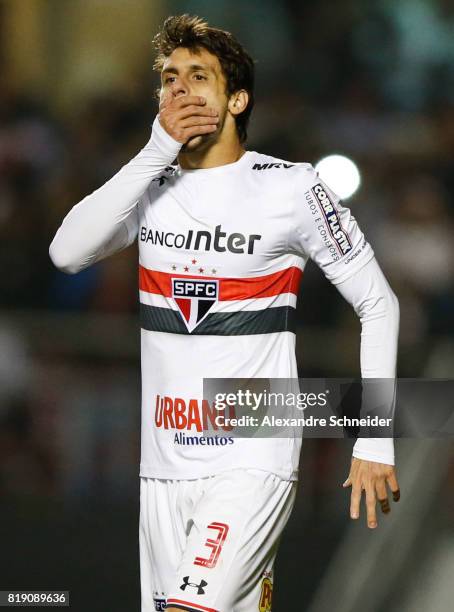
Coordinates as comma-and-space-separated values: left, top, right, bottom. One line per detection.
170, 77, 188, 98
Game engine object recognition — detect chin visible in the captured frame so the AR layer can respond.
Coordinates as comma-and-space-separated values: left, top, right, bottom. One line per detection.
181, 132, 215, 153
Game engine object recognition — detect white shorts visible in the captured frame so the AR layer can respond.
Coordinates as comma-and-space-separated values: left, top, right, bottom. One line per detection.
139, 469, 297, 612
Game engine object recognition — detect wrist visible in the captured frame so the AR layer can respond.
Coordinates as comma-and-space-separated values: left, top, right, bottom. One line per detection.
150, 115, 182, 159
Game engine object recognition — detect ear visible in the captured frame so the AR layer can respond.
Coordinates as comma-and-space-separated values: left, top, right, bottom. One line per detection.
228, 90, 249, 116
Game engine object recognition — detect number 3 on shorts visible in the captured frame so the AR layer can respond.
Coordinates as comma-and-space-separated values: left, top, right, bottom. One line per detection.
193, 522, 229, 569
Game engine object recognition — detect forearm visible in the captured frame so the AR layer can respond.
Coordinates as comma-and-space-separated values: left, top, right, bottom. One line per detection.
49, 117, 181, 274
336, 257, 399, 464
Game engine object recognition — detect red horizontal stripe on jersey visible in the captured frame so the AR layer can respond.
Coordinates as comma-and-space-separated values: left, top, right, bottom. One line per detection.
139, 265, 302, 300
166, 599, 218, 612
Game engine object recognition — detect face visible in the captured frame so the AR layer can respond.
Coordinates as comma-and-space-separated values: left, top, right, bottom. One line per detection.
160, 46, 231, 151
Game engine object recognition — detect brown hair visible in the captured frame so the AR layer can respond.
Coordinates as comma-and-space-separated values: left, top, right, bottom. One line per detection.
153, 15, 255, 144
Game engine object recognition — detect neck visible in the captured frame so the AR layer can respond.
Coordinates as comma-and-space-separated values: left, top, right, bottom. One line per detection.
178, 131, 245, 170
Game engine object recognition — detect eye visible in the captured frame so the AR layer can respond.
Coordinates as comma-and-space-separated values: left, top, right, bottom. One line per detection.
164, 76, 176, 84
194, 74, 207, 81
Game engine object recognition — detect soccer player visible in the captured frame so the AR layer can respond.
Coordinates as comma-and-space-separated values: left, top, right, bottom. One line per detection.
49, 15, 400, 612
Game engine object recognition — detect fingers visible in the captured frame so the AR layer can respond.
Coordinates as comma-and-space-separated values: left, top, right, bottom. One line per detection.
345, 462, 401, 529
161, 95, 207, 112
343, 457, 358, 489
377, 472, 400, 514
179, 114, 219, 129
365, 484, 377, 529
167, 122, 218, 144
158, 95, 219, 143
183, 124, 218, 140
349, 480, 379, 527
159, 89, 171, 110
342, 476, 352, 488
173, 95, 208, 109
376, 479, 390, 514
177, 105, 218, 120
350, 481, 361, 520
387, 471, 400, 502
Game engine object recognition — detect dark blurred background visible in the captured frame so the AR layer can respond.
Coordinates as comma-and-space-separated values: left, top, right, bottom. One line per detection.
0, 1, 453, 611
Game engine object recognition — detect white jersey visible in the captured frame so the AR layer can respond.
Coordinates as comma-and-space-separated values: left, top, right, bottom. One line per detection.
134, 150, 374, 480
50, 118, 399, 480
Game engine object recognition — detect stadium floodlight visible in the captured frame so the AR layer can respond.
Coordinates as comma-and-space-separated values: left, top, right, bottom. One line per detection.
315, 155, 361, 199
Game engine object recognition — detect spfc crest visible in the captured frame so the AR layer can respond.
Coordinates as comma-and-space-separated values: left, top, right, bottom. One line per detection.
172, 278, 219, 332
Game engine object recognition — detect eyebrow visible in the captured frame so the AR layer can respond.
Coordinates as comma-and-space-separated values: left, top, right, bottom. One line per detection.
161, 63, 214, 77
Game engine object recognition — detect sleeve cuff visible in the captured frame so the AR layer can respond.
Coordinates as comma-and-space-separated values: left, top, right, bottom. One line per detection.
353, 438, 395, 465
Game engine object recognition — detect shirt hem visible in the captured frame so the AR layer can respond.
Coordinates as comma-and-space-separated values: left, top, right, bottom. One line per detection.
139, 463, 298, 482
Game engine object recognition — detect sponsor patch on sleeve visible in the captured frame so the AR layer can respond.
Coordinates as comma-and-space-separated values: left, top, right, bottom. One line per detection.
311, 183, 353, 256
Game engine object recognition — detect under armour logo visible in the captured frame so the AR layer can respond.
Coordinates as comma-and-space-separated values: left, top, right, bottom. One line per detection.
152, 175, 168, 187
180, 576, 208, 595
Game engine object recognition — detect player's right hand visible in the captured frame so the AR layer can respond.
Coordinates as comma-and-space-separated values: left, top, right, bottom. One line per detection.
158, 93, 219, 144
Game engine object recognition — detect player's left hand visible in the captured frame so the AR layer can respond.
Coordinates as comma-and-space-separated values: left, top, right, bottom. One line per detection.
343, 457, 400, 529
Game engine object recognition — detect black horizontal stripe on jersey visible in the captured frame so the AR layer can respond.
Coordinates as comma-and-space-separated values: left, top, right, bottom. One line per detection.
140, 304, 296, 335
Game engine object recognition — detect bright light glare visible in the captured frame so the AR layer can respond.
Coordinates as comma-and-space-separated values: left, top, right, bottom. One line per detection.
315, 155, 361, 199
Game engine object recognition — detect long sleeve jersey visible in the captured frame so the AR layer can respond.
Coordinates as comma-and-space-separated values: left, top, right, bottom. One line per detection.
50, 118, 399, 479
